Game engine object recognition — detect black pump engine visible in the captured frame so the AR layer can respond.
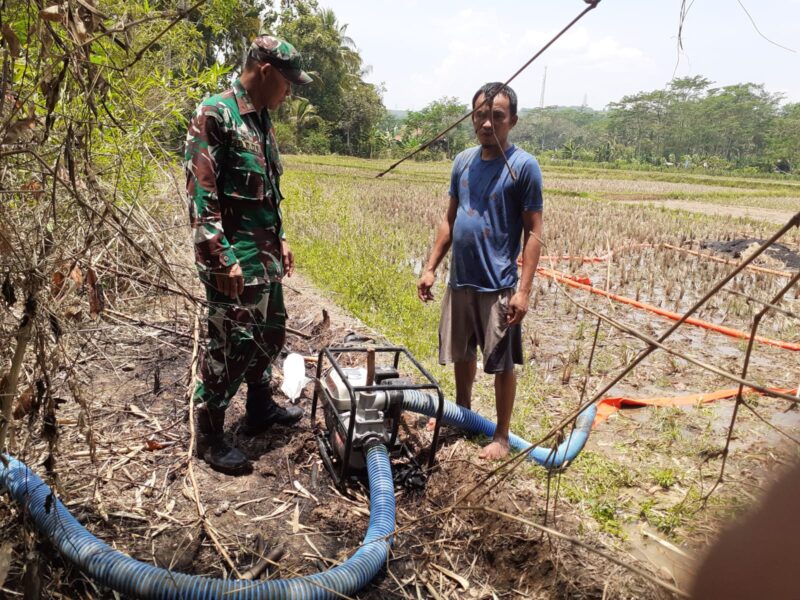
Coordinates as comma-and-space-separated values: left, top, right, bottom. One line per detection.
310, 345, 445, 489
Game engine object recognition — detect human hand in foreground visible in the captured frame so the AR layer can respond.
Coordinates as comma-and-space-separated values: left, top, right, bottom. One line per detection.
417, 270, 436, 302
214, 262, 244, 299
281, 239, 294, 277
506, 290, 529, 325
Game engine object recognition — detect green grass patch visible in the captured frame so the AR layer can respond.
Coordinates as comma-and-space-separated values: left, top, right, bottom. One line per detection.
651, 467, 678, 489
562, 451, 637, 537
281, 170, 440, 359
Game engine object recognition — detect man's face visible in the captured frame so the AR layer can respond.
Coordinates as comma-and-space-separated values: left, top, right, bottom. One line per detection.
261, 63, 292, 110
472, 92, 517, 149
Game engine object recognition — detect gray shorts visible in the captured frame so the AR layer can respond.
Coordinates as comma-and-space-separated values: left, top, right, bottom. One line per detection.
438, 286, 523, 374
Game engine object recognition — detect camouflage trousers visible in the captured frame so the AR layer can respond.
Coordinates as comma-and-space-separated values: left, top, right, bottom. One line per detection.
193, 282, 286, 410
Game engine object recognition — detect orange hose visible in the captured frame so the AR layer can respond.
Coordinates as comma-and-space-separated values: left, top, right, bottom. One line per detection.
594, 387, 799, 426
537, 266, 800, 352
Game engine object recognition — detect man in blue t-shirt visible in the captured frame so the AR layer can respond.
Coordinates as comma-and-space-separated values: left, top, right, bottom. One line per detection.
417, 82, 543, 460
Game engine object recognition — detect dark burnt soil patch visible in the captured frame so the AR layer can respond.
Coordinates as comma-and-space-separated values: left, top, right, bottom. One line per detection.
701, 238, 800, 269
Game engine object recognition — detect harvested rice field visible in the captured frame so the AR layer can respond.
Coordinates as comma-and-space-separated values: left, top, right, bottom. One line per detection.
279, 154, 800, 595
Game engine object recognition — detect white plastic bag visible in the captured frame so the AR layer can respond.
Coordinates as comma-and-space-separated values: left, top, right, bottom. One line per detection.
280, 352, 310, 403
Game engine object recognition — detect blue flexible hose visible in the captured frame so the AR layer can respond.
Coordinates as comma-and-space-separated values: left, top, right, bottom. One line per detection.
0, 393, 592, 597
0, 442, 394, 600
401, 390, 596, 468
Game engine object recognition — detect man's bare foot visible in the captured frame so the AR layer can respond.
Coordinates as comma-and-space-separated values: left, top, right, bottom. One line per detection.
478, 439, 510, 460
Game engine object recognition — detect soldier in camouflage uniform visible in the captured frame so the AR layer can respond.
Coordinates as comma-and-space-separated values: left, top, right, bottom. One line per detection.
185, 35, 312, 475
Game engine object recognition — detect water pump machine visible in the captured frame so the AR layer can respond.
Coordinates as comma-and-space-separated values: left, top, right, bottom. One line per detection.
311, 344, 445, 489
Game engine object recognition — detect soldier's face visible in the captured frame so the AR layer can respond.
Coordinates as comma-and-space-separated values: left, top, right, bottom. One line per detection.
262, 64, 292, 110
472, 93, 517, 149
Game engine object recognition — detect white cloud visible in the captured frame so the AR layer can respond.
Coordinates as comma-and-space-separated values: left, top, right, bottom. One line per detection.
398, 16, 651, 109
342, 0, 800, 110
519, 26, 649, 73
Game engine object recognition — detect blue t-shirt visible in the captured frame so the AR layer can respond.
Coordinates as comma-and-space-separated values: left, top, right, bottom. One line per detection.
448, 145, 543, 291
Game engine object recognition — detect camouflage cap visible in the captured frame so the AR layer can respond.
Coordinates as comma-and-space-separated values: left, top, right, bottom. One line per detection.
249, 35, 313, 86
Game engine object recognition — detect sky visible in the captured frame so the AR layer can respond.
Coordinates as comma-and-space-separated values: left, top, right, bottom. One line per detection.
315, 0, 800, 111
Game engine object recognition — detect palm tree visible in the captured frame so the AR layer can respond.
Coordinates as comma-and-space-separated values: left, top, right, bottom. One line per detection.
286, 97, 323, 149
318, 8, 355, 50
317, 8, 362, 78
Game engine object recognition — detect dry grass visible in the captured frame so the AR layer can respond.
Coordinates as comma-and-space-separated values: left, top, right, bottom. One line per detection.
546, 177, 735, 195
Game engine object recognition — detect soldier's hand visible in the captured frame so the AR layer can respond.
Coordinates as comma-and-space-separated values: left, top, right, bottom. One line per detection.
281, 239, 294, 277
214, 262, 244, 299
417, 270, 436, 302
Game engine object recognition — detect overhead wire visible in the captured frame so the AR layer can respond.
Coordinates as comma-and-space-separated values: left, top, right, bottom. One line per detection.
735, 0, 796, 53
375, 1, 602, 178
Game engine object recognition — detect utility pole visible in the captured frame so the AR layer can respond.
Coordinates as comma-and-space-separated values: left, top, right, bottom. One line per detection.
539, 66, 547, 109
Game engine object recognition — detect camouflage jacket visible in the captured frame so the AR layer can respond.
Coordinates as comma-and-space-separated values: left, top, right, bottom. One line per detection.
185, 78, 284, 285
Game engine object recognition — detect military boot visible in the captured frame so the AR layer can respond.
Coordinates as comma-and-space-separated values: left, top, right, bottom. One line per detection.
195, 404, 251, 475
241, 382, 303, 436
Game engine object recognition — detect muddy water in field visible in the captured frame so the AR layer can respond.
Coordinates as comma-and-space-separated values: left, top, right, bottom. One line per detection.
623, 522, 696, 591
768, 408, 800, 444
525, 233, 799, 594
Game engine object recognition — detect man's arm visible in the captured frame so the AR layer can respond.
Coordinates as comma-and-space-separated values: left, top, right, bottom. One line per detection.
185, 107, 243, 298
507, 210, 542, 325
417, 196, 458, 302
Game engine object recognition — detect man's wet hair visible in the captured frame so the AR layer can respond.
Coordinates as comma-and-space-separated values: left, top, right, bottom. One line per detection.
472, 82, 518, 117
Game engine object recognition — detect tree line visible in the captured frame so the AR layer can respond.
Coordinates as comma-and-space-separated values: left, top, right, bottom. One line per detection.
382, 76, 800, 174
3, 0, 799, 178
514, 76, 800, 173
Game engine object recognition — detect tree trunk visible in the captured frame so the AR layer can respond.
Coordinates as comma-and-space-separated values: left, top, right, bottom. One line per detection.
0, 296, 36, 453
